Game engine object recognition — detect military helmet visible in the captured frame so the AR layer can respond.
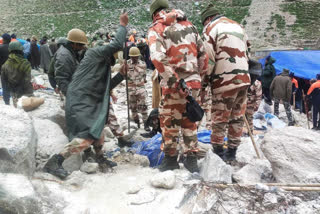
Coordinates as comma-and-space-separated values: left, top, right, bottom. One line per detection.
67, 28, 88, 45
201, 4, 220, 25
57, 37, 68, 45
8, 41, 23, 52
150, 0, 169, 18
129, 47, 141, 57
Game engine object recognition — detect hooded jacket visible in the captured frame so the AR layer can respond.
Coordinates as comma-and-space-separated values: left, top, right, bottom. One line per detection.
262, 57, 276, 88
54, 44, 79, 95
270, 71, 292, 102
1, 53, 33, 97
148, 9, 208, 94
65, 25, 127, 141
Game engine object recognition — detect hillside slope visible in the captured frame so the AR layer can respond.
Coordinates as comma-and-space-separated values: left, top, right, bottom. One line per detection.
0, 0, 319, 50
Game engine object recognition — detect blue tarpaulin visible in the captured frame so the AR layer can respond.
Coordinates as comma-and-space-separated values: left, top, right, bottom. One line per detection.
259, 50, 320, 80
131, 130, 227, 167
17, 38, 40, 49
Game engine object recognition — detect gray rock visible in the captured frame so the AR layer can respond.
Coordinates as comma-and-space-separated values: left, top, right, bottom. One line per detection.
126, 184, 142, 194
236, 137, 264, 165
0, 105, 37, 176
132, 154, 150, 167
28, 91, 67, 134
262, 127, 320, 183
80, 161, 99, 174
263, 193, 278, 208
233, 159, 273, 183
200, 150, 232, 184
62, 154, 83, 172
0, 173, 45, 214
150, 171, 176, 189
33, 118, 68, 168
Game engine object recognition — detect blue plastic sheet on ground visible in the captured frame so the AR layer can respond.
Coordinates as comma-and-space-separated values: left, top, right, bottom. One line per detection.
131, 130, 228, 167
259, 50, 320, 80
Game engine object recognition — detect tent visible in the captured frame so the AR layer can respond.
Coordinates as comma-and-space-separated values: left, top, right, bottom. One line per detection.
259, 50, 320, 80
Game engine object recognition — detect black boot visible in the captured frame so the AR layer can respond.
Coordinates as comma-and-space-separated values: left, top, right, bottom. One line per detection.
43, 154, 69, 179
117, 136, 135, 148
82, 148, 96, 162
183, 154, 199, 173
158, 156, 180, 172
224, 147, 237, 162
213, 145, 225, 160
96, 155, 117, 172
134, 119, 140, 129
140, 129, 157, 138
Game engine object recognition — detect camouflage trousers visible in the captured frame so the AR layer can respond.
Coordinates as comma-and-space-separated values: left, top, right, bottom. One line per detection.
211, 86, 248, 149
159, 89, 200, 156
274, 98, 294, 123
106, 102, 123, 137
129, 87, 148, 122
245, 103, 255, 133
60, 135, 104, 159
200, 86, 212, 130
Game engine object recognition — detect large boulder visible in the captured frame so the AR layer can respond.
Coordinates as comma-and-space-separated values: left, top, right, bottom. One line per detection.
0, 105, 37, 176
0, 173, 45, 214
200, 150, 232, 184
261, 127, 320, 183
33, 118, 68, 168
28, 91, 66, 134
233, 159, 273, 183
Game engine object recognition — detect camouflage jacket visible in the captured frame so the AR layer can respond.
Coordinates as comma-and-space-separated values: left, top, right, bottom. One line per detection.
127, 59, 147, 87
247, 80, 262, 111
148, 9, 208, 95
202, 16, 250, 94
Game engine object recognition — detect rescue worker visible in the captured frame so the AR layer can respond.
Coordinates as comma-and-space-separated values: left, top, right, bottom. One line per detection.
1, 42, 33, 107
0, 33, 11, 105
55, 28, 88, 97
270, 69, 295, 126
48, 37, 68, 91
43, 12, 129, 179
307, 74, 320, 130
289, 72, 302, 112
201, 4, 251, 161
261, 56, 276, 105
40, 37, 52, 74
127, 46, 149, 129
245, 60, 262, 134
148, 0, 208, 173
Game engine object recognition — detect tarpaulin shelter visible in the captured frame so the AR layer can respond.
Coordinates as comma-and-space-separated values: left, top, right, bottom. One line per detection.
259, 50, 320, 80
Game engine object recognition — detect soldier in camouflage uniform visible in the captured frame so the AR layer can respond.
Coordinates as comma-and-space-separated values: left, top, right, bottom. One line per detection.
127, 47, 149, 128
245, 77, 262, 133
200, 85, 212, 130
107, 91, 134, 147
148, 0, 208, 172
201, 5, 251, 161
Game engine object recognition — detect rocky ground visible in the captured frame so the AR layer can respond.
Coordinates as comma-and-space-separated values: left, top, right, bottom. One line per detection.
1, 69, 320, 214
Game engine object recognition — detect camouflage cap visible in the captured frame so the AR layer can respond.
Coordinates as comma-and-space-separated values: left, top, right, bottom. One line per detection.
8, 41, 23, 52
201, 4, 220, 25
150, 0, 169, 18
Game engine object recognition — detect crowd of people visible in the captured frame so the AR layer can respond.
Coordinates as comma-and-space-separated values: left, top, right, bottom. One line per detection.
0, 0, 319, 180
